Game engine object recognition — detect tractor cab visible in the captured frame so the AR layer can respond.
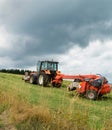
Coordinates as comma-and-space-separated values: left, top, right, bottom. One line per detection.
37, 60, 58, 72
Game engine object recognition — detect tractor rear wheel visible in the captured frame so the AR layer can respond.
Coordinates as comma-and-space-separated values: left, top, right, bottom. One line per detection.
86, 90, 98, 100
30, 75, 37, 84
30, 76, 34, 84
38, 72, 49, 86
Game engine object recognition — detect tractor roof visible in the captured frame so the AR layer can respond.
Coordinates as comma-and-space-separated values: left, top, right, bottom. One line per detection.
38, 60, 59, 64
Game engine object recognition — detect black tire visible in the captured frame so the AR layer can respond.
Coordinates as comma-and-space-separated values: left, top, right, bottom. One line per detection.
52, 82, 61, 88
30, 75, 37, 84
38, 72, 49, 86
86, 90, 98, 100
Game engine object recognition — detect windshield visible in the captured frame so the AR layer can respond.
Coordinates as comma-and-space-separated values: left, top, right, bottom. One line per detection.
41, 62, 58, 71
47, 62, 58, 71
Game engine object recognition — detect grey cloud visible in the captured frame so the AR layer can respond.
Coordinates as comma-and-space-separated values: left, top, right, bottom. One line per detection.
1, 0, 112, 69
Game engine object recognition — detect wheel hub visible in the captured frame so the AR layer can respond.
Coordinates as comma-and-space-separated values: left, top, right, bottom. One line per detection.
88, 92, 94, 99
39, 75, 44, 85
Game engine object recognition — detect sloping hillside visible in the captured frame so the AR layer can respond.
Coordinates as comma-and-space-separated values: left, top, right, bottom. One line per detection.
0, 73, 112, 130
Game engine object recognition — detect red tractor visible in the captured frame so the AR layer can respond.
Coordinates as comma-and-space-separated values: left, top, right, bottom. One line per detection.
23, 60, 63, 87
64, 74, 111, 100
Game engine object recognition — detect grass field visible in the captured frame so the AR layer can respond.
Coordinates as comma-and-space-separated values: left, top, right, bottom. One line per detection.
0, 72, 112, 130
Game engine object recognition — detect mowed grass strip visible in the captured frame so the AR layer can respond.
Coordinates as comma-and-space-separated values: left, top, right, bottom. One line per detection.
0, 72, 112, 130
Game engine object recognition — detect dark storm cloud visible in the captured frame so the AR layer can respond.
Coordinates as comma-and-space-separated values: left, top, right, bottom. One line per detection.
1, 0, 112, 69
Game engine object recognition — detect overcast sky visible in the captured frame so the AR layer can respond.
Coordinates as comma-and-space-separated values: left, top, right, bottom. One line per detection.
0, 0, 112, 82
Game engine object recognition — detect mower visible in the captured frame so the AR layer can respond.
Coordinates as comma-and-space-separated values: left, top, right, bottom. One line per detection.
65, 74, 111, 100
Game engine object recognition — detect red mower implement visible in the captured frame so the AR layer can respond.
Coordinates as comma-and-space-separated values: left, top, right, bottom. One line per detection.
65, 74, 111, 100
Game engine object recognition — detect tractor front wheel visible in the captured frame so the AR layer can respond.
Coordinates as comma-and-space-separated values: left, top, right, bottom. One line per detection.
52, 82, 61, 88
86, 90, 98, 100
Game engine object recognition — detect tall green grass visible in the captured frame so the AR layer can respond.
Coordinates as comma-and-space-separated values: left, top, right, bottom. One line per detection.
0, 72, 112, 130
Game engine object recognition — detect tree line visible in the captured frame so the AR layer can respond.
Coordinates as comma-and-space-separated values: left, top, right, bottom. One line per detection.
0, 69, 31, 75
